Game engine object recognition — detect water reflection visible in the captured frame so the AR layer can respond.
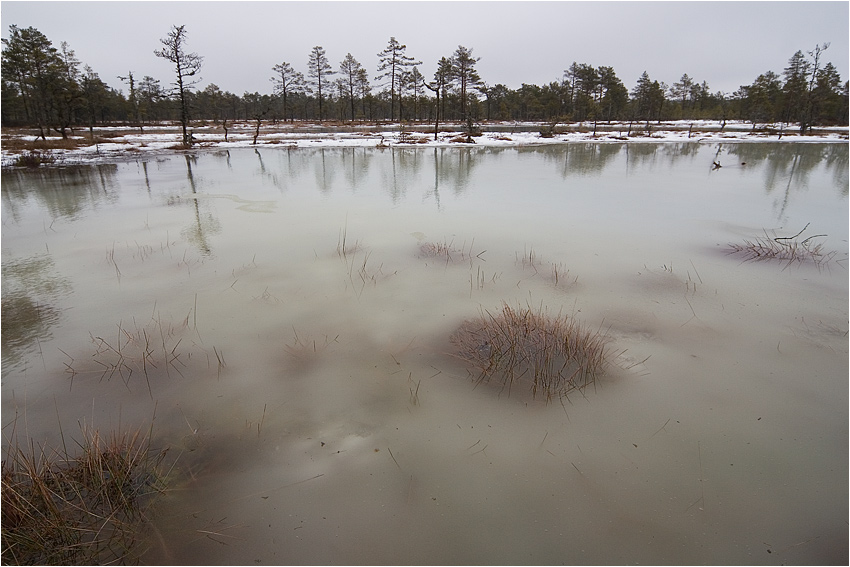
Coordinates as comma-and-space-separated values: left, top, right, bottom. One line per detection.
1, 165, 119, 222
314, 148, 335, 194
441, 147, 477, 195
1, 254, 70, 371
180, 155, 220, 256
340, 147, 373, 191
722, 143, 848, 219
554, 143, 624, 177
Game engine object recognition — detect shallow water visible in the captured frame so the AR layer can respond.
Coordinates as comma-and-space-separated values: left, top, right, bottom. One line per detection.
2, 142, 847, 565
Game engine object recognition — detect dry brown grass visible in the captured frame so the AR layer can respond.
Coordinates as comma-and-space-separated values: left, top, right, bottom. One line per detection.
1, 423, 168, 565
451, 303, 608, 400
419, 239, 486, 267
726, 224, 836, 268
1, 137, 89, 152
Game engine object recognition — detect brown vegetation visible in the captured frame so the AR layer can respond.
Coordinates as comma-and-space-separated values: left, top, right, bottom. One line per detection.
726, 224, 836, 268
451, 303, 608, 400
1, 424, 168, 565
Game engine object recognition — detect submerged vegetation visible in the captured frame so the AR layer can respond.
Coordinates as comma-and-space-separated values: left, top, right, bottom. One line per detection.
451, 303, 608, 400
1, 423, 169, 565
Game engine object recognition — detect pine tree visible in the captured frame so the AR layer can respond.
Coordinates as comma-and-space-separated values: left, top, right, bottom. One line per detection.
449, 45, 483, 122
270, 62, 305, 122
1, 25, 66, 138
338, 53, 365, 122
781, 50, 809, 125
306, 46, 333, 121
376, 37, 420, 122
671, 73, 694, 117
630, 71, 653, 121
424, 57, 452, 139
154, 25, 203, 146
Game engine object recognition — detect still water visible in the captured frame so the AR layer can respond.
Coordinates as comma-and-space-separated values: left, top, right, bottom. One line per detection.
2, 143, 848, 564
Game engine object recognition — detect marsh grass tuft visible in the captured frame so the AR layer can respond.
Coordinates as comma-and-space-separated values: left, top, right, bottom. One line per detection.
726, 224, 836, 268
451, 303, 608, 400
1, 423, 168, 565
419, 238, 486, 268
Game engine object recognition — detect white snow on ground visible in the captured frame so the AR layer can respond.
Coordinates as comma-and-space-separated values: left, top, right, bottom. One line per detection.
2, 121, 847, 167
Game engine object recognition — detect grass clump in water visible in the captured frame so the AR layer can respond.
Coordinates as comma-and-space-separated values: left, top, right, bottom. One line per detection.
726, 223, 836, 268
1, 424, 169, 565
451, 302, 608, 400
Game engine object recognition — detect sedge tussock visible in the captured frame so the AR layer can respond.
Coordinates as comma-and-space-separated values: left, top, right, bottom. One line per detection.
450, 303, 608, 400
1, 424, 168, 565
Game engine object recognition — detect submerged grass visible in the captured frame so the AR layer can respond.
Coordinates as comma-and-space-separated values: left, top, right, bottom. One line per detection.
1, 422, 169, 565
451, 302, 608, 400
419, 239, 486, 266
726, 224, 836, 268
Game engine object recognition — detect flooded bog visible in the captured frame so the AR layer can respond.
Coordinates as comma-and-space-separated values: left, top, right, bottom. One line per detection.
2, 142, 847, 564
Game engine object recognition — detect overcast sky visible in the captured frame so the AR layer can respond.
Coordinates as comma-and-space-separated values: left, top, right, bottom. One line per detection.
2, 1, 848, 98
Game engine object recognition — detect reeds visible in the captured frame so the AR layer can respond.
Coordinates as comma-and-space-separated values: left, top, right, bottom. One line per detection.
726, 224, 836, 268
1, 424, 168, 565
451, 303, 608, 400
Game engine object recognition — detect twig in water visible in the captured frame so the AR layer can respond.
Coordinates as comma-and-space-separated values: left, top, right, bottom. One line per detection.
387, 447, 401, 469
649, 418, 670, 439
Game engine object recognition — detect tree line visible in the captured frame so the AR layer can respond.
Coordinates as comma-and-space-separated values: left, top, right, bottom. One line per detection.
2, 24, 847, 145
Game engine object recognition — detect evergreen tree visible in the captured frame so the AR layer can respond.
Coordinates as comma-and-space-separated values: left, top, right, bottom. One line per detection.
449, 45, 483, 121
597, 66, 628, 122
570, 63, 598, 122
800, 42, 829, 133
376, 37, 420, 122
81, 65, 109, 134
781, 50, 809, 125
338, 53, 365, 122
306, 46, 333, 121
270, 61, 305, 122
1, 25, 66, 138
118, 71, 142, 131
355, 67, 371, 121
740, 71, 782, 126
138, 75, 165, 122
408, 67, 425, 121
671, 73, 694, 117
630, 71, 653, 121
812, 61, 843, 125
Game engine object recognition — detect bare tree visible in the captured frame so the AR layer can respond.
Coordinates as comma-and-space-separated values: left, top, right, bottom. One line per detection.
154, 24, 203, 146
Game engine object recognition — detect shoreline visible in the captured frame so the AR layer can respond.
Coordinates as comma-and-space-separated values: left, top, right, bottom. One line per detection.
3, 120, 847, 168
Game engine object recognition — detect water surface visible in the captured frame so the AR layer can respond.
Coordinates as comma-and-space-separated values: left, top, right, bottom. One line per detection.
2, 143, 847, 564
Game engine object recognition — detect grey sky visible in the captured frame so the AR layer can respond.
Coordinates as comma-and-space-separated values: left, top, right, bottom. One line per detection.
2, 1, 848, 98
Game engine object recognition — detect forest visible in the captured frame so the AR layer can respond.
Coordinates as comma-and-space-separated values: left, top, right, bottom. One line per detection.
2, 24, 848, 145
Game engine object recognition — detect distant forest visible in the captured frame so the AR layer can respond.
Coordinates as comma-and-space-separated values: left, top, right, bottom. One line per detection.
2, 24, 848, 143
